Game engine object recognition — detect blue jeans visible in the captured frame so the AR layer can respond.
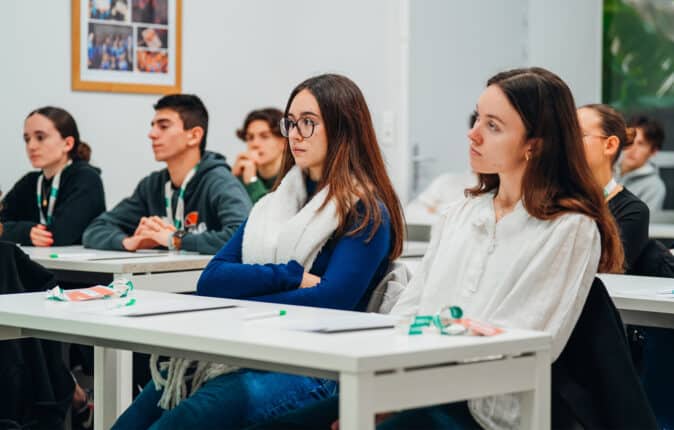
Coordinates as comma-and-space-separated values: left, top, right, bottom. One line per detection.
249, 396, 480, 430
112, 369, 337, 430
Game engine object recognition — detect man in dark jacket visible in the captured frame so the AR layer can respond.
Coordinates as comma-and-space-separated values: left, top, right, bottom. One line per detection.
83, 94, 251, 254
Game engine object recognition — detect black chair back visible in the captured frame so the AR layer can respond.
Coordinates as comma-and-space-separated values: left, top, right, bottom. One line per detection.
551, 277, 657, 429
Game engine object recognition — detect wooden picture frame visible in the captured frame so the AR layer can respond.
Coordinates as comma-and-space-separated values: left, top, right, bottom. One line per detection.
72, 0, 182, 94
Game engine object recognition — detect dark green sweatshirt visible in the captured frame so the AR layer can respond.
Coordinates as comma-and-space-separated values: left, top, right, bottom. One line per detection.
0, 160, 106, 246
240, 174, 277, 204
82, 151, 252, 254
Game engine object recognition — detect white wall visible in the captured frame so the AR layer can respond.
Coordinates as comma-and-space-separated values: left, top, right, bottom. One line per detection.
1, 0, 604, 207
0, 0, 406, 208
407, 0, 529, 196
527, 0, 603, 105
405, 0, 603, 198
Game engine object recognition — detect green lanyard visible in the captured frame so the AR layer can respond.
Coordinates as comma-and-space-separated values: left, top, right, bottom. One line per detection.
164, 165, 198, 230
36, 160, 71, 226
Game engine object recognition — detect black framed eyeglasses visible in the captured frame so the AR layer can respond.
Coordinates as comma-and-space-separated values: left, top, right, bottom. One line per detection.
279, 117, 318, 138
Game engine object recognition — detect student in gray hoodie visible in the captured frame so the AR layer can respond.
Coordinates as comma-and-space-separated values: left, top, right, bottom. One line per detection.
83, 94, 251, 255
616, 115, 666, 212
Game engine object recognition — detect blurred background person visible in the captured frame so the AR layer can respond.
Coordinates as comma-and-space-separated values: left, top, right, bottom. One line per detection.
232, 108, 286, 203
616, 115, 666, 212
405, 112, 477, 227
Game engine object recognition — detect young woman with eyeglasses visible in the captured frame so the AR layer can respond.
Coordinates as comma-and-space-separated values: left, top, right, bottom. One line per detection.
577, 104, 648, 272
112, 74, 404, 429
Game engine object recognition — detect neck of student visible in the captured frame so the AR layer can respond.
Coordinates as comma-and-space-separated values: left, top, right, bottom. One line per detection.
257, 157, 282, 180
308, 165, 323, 182
619, 159, 638, 175
594, 163, 614, 192
167, 150, 201, 187
495, 170, 524, 209
43, 157, 70, 180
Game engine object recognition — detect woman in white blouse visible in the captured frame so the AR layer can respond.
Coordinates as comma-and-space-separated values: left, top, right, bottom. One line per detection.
255, 67, 625, 430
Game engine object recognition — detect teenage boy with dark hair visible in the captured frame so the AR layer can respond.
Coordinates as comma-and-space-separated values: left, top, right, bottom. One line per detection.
617, 115, 667, 212
83, 94, 251, 254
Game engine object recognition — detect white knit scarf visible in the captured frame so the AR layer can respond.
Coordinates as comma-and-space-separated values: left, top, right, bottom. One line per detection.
242, 165, 340, 268
150, 165, 340, 410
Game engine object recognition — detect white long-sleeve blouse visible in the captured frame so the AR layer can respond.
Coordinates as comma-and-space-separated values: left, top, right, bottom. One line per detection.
392, 192, 601, 430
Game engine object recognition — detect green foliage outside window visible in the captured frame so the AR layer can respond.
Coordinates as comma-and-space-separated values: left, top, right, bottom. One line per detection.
603, 0, 674, 111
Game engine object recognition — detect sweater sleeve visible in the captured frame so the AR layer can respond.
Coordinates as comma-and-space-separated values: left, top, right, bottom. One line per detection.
198, 211, 392, 311
0, 175, 37, 245
180, 175, 251, 254
82, 180, 149, 250
196, 221, 305, 297
48, 168, 107, 246
392, 200, 462, 317
244, 180, 269, 204
245, 214, 392, 310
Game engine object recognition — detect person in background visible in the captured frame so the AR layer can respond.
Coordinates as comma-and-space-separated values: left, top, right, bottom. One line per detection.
580, 107, 674, 429
578, 104, 648, 272
232, 108, 286, 204
0, 106, 105, 246
83, 94, 251, 255
256, 67, 625, 430
112, 73, 404, 429
405, 113, 476, 226
616, 115, 666, 212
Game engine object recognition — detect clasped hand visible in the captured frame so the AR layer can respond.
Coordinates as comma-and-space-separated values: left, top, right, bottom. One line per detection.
122, 216, 176, 251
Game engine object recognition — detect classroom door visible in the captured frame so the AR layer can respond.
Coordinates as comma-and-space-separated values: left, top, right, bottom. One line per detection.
407, 0, 528, 198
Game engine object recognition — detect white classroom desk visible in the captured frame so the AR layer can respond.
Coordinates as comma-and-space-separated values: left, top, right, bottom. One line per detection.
21, 245, 212, 292
599, 273, 674, 329
401, 240, 429, 257
649, 223, 674, 239
0, 290, 552, 430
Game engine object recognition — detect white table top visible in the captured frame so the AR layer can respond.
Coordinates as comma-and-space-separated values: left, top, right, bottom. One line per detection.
20, 245, 213, 273
599, 273, 674, 316
0, 290, 550, 374
401, 241, 429, 258
649, 223, 674, 239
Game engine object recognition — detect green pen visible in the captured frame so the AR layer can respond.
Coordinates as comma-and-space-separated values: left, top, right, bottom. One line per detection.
244, 309, 287, 321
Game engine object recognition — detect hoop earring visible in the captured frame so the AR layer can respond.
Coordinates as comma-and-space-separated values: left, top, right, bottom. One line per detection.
525, 152, 531, 162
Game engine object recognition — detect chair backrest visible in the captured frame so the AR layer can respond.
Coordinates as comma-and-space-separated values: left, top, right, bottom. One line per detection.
551, 277, 658, 429
633, 239, 674, 278
366, 261, 411, 314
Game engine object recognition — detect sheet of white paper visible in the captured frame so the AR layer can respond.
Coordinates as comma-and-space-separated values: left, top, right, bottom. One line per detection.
59, 296, 236, 317
105, 298, 236, 317
269, 313, 402, 333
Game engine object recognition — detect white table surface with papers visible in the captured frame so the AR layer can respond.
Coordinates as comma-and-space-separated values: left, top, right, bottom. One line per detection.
0, 290, 552, 430
20, 245, 212, 292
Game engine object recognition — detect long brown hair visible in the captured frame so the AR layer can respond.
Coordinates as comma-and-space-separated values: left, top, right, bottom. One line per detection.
277, 74, 404, 260
580, 103, 636, 165
468, 67, 624, 273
